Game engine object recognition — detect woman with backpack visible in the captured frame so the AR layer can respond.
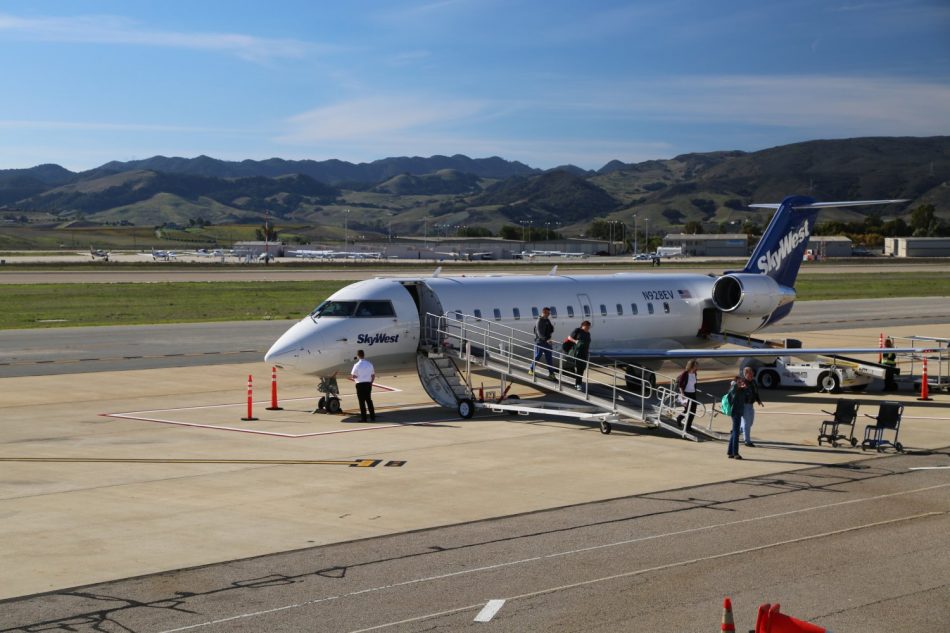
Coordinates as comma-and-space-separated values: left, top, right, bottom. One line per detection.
725, 371, 750, 459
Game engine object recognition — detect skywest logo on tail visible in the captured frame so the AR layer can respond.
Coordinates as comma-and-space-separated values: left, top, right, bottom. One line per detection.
757, 220, 811, 275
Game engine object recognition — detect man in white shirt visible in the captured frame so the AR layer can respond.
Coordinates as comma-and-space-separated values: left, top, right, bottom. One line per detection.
350, 349, 376, 422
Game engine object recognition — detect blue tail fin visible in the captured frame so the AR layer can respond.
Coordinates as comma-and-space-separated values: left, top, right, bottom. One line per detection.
742, 195, 820, 288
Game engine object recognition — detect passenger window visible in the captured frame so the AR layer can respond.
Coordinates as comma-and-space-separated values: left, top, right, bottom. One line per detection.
531, 307, 539, 318
549, 306, 557, 318
600, 304, 607, 317
567, 305, 575, 318
493, 308, 501, 321
664, 302, 671, 314
616, 303, 623, 316
473, 309, 482, 321
583, 304, 591, 318
630, 303, 638, 315
513, 308, 521, 320
647, 303, 655, 315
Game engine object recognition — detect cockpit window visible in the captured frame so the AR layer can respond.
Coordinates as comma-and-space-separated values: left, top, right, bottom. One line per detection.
310, 300, 357, 318
311, 300, 395, 319
354, 301, 396, 317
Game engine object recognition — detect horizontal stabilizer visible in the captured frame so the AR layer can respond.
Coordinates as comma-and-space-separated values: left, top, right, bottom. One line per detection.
750, 199, 907, 210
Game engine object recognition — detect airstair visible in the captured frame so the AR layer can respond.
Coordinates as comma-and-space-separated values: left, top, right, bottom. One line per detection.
417, 312, 721, 441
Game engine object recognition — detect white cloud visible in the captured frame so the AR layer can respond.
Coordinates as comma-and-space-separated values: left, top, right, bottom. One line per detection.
278, 96, 488, 143
0, 12, 311, 62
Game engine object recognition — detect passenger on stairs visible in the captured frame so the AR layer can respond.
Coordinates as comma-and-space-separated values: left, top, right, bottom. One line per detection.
528, 307, 556, 380
566, 321, 592, 390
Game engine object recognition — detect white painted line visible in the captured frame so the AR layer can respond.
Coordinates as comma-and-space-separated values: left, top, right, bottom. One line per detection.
155, 483, 950, 633
909, 466, 950, 470
101, 412, 452, 438
473, 599, 505, 622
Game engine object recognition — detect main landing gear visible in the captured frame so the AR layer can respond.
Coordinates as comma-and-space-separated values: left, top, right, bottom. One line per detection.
313, 376, 342, 414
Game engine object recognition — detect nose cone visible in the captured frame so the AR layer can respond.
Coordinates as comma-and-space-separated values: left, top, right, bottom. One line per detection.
265, 319, 323, 371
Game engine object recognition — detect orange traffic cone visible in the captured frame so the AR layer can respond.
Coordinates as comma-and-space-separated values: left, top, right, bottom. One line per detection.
755, 603, 829, 633
721, 597, 736, 632
918, 356, 932, 401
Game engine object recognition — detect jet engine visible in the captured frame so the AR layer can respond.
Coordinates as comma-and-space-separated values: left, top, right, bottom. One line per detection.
712, 274, 795, 332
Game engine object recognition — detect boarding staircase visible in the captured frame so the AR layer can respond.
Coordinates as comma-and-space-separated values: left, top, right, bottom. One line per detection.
417, 312, 721, 441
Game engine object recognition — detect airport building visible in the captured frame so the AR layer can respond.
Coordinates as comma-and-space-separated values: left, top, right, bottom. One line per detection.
662, 233, 749, 257
806, 235, 853, 258
884, 237, 950, 257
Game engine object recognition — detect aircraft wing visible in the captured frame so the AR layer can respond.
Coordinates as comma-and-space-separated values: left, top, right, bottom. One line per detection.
592, 346, 928, 361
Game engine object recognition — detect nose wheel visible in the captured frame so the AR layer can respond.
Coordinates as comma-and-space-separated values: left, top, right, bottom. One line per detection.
313, 376, 342, 414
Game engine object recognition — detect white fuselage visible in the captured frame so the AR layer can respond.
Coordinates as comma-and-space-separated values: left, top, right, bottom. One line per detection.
264, 271, 776, 378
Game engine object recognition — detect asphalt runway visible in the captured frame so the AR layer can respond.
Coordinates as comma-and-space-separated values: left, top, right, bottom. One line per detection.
3, 454, 948, 632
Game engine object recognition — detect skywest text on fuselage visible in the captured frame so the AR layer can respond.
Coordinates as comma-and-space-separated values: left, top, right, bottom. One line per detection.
357, 333, 400, 346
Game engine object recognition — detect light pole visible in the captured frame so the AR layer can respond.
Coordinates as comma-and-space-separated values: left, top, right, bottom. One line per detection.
645, 218, 649, 254
344, 208, 350, 250
633, 214, 638, 255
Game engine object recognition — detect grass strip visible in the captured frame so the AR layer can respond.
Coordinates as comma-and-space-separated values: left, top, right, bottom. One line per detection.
0, 281, 349, 329
0, 273, 947, 330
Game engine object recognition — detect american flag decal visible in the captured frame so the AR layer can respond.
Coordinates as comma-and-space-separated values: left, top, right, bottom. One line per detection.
678, 289, 692, 298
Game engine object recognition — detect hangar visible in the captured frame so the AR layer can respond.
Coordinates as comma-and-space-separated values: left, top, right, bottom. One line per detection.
884, 237, 950, 257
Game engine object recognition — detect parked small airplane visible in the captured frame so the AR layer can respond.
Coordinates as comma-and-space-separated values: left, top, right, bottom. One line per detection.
529, 250, 588, 258
141, 249, 176, 261
88, 246, 110, 261
266, 195, 912, 412
290, 249, 336, 259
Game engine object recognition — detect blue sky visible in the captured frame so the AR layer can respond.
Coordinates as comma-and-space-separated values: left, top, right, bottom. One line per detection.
1, 0, 948, 172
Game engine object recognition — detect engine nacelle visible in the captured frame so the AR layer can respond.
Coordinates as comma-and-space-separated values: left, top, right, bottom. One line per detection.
712, 273, 793, 317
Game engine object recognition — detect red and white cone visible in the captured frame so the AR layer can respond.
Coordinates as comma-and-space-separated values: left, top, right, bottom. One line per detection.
721, 597, 736, 632
918, 356, 932, 401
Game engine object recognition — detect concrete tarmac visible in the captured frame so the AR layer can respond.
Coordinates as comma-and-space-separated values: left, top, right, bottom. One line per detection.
0, 303, 948, 631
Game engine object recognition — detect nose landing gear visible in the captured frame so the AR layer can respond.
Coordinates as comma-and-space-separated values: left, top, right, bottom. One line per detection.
313, 376, 342, 414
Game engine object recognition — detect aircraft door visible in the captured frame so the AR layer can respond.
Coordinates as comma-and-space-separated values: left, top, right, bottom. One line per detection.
577, 294, 593, 321
405, 281, 445, 347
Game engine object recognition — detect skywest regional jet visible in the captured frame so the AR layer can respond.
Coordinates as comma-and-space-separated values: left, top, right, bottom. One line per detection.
265, 196, 911, 409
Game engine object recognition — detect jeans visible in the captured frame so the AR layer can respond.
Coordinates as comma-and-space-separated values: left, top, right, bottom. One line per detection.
740, 403, 755, 443
728, 411, 743, 456
531, 340, 554, 374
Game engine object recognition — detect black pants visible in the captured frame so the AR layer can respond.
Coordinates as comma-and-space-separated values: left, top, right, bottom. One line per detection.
677, 391, 697, 432
571, 357, 588, 386
355, 382, 375, 421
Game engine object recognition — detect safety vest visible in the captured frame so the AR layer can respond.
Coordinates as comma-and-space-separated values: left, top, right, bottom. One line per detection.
882, 351, 897, 368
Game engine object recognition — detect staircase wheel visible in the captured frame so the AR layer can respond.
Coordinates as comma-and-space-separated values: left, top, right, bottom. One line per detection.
850, 437, 858, 447
600, 420, 612, 435
458, 398, 475, 419
505, 394, 520, 417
